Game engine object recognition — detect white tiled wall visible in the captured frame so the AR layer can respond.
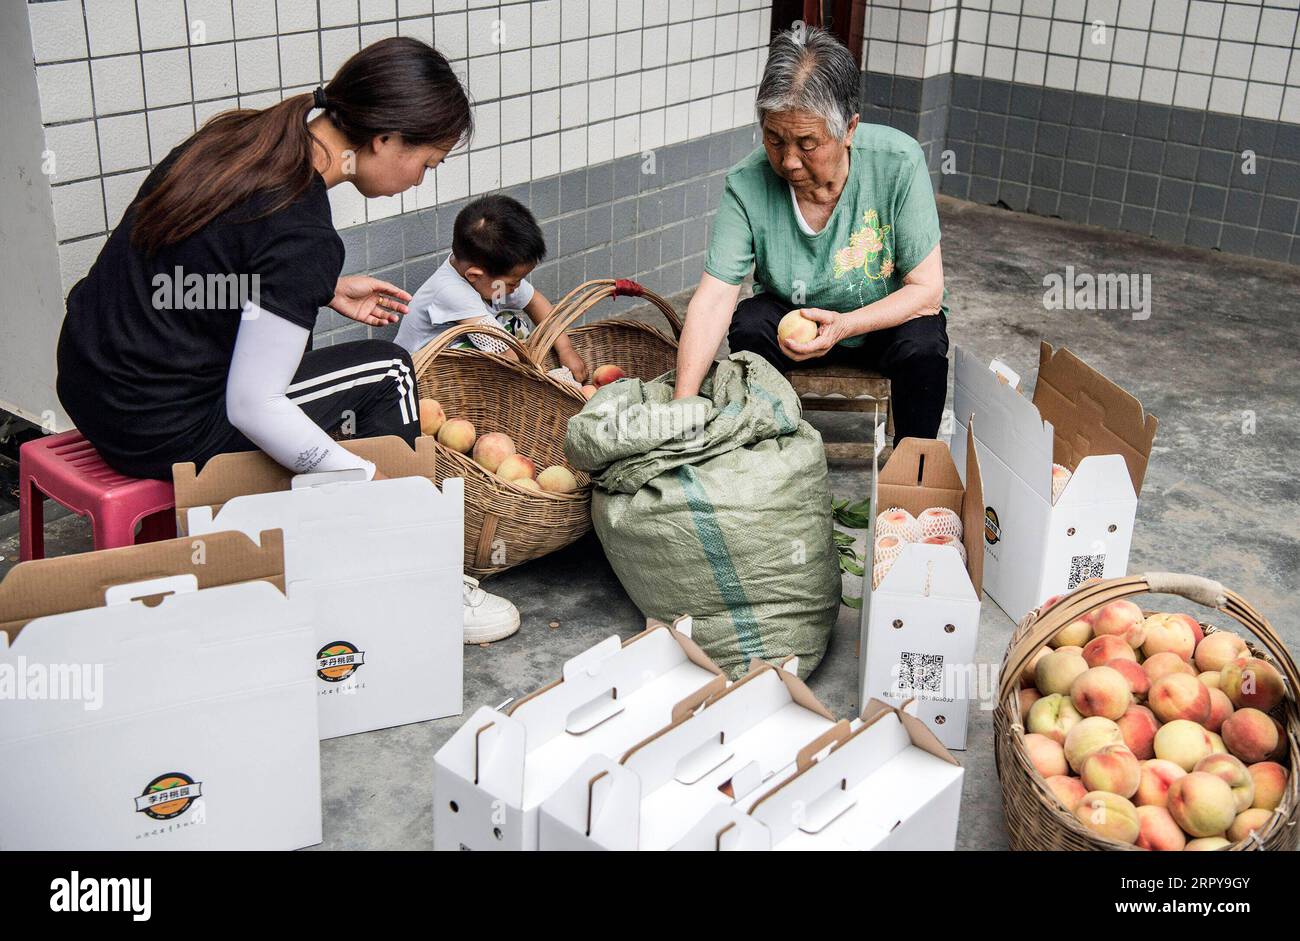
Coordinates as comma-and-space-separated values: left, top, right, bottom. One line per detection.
951, 0, 1300, 122
864, 0, 959, 78
28, 0, 772, 295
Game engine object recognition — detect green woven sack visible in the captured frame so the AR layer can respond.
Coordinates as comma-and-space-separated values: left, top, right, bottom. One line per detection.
565, 352, 839, 679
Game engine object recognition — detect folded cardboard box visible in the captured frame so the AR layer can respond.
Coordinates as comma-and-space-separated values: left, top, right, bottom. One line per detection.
433, 616, 725, 850
740, 698, 964, 851
174, 436, 464, 739
0, 531, 321, 850
537, 657, 842, 850
858, 424, 985, 750
952, 343, 1158, 622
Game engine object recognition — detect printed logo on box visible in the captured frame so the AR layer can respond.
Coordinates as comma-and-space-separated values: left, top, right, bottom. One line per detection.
984, 507, 1001, 545
135, 773, 203, 820
316, 642, 365, 683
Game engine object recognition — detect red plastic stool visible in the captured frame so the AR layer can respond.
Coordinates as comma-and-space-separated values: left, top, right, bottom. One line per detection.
19, 430, 176, 561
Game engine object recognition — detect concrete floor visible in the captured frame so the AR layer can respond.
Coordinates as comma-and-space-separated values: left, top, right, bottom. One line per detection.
3, 196, 1297, 851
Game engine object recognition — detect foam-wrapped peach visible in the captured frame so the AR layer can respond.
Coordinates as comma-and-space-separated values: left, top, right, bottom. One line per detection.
1167, 772, 1237, 838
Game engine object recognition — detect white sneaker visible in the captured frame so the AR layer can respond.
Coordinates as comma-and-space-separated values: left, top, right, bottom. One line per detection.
462, 575, 521, 644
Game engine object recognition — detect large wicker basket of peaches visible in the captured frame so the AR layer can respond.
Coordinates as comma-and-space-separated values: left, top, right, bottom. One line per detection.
995, 573, 1297, 851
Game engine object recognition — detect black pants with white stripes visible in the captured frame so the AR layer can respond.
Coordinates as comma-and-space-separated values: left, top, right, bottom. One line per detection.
198, 338, 420, 473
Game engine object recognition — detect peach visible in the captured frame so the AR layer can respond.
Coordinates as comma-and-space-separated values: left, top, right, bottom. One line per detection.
1198, 671, 1221, 689
514, 478, 540, 492
1093, 600, 1146, 648
591, 364, 626, 387
1142, 613, 1198, 661
1221, 708, 1279, 764
1247, 762, 1288, 811
1024, 733, 1069, 778
1219, 657, 1285, 712
1084, 635, 1137, 668
1074, 791, 1140, 844
496, 454, 536, 482
1117, 704, 1159, 760
1055, 645, 1084, 657
1268, 716, 1287, 761
776, 310, 818, 346
1205, 688, 1234, 734
1195, 631, 1247, 673
1020, 648, 1050, 690
1184, 837, 1230, 851
1108, 659, 1150, 700
1148, 673, 1211, 724
1136, 805, 1187, 852
1194, 753, 1255, 813
418, 398, 446, 436
436, 417, 476, 453
1226, 807, 1274, 844
1018, 687, 1042, 716
580, 385, 598, 399
1051, 617, 1094, 648
1135, 759, 1187, 808
1167, 772, 1237, 838
537, 465, 579, 493
1065, 716, 1125, 773
1154, 719, 1215, 772
1081, 744, 1141, 798
1045, 774, 1087, 811
1070, 666, 1132, 720
1208, 731, 1228, 755
1037, 649, 1088, 696
472, 431, 516, 472
1143, 651, 1196, 684
1027, 693, 1083, 745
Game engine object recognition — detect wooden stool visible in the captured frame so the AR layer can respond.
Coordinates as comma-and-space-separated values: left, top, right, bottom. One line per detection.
787, 363, 893, 462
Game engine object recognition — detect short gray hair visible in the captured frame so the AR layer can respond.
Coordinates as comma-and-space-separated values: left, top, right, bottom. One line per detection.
755, 26, 860, 140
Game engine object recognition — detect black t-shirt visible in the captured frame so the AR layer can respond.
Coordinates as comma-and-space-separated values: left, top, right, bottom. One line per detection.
56, 146, 344, 477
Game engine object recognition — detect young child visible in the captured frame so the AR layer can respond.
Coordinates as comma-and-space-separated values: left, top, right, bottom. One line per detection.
396, 194, 588, 384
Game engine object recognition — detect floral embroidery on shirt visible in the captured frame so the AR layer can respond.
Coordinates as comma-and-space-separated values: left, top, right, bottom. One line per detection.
833, 209, 894, 283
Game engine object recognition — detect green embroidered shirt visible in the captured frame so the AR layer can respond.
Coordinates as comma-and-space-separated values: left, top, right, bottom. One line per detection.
704, 123, 945, 347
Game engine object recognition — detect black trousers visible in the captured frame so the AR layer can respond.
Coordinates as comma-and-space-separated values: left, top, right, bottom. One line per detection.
199, 338, 421, 473
727, 291, 950, 443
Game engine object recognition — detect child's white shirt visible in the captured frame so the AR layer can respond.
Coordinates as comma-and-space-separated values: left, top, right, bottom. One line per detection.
395, 255, 534, 353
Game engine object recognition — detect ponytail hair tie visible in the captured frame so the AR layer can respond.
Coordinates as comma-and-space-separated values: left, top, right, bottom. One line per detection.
312, 87, 329, 110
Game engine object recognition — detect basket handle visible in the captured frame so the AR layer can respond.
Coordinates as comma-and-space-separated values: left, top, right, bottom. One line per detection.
526, 278, 685, 364
409, 320, 539, 378
997, 573, 1300, 704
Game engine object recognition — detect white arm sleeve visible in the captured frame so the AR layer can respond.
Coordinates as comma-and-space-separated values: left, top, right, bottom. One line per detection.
226, 305, 376, 479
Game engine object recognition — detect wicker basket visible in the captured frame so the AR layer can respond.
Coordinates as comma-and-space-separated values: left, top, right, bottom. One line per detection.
411, 322, 591, 579
994, 572, 1299, 851
528, 278, 682, 381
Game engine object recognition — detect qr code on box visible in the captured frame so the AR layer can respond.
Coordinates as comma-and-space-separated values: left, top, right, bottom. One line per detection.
1068, 553, 1106, 588
898, 651, 945, 694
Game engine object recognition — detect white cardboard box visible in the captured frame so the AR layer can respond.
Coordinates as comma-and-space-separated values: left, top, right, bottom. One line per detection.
0, 531, 322, 850
433, 616, 726, 850
858, 425, 985, 750
743, 699, 964, 851
951, 343, 1158, 623
175, 436, 464, 739
537, 657, 843, 851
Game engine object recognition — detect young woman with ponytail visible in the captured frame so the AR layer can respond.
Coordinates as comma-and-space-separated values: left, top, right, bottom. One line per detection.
56, 37, 473, 483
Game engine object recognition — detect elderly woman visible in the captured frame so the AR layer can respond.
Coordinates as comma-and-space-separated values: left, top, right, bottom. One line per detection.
674, 28, 948, 443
